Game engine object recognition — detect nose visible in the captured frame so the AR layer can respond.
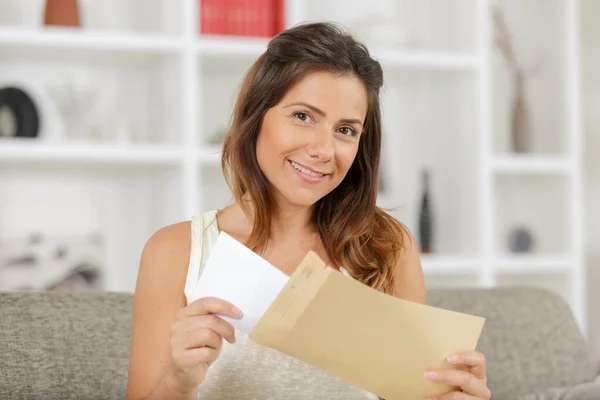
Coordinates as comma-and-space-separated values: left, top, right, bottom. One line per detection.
306, 130, 334, 162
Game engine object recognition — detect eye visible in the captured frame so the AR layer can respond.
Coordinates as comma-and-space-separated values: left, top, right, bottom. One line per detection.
293, 111, 312, 123
337, 126, 357, 136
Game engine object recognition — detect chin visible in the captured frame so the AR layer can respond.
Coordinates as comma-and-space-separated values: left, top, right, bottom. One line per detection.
279, 186, 328, 208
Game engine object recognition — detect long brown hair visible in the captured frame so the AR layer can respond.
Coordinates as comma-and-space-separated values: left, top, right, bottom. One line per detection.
221, 22, 409, 295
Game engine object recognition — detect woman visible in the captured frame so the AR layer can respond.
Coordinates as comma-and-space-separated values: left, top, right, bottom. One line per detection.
125, 22, 491, 400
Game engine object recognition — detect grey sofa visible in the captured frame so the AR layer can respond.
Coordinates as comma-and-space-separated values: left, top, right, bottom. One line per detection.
0, 287, 596, 400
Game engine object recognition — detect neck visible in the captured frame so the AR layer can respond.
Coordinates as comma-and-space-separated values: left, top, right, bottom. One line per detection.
270, 201, 316, 239
238, 193, 317, 239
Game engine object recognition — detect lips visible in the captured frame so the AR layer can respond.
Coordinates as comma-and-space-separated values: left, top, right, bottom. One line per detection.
288, 160, 330, 177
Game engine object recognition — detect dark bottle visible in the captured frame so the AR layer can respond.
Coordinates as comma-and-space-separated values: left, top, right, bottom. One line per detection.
418, 168, 433, 254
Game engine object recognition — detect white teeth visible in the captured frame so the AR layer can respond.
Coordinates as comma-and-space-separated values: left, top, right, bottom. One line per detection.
290, 161, 324, 178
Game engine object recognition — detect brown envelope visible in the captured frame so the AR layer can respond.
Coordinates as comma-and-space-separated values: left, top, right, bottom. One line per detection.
249, 251, 486, 400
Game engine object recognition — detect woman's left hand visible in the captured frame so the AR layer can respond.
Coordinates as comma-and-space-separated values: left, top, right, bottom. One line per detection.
423, 351, 491, 400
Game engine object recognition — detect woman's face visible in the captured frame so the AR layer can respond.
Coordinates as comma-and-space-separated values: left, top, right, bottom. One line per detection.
256, 71, 368, 209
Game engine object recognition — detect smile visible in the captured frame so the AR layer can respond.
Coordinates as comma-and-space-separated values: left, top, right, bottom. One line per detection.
288, 160, 328, 179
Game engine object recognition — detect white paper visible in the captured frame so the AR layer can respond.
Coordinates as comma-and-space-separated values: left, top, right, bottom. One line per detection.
191, 231, 289, 333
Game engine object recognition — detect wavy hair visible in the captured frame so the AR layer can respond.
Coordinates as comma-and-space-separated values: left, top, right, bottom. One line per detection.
221, 22, 409, 295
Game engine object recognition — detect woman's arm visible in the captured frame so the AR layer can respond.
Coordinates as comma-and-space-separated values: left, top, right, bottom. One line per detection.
125, 222, 196, 400
393, 229, 427, 304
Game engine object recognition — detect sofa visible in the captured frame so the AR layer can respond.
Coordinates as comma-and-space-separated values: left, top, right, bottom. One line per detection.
0, 287, 596, 400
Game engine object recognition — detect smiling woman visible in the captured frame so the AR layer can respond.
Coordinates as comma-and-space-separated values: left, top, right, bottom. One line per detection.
125, 21, 491, 400
220, 27, 403, 292
255, 72, 366, 219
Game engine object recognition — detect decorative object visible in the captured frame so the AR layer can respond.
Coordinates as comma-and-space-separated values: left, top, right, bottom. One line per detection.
0, 86, 40, 139
0, 232, 104, 292
47, 77, 98, 141
492, 6, 543, 153
508, 226, 534, 253
418, 167, 434, 253
44, 0, 81, 27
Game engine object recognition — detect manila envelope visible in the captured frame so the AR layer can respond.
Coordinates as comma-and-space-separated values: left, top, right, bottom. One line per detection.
249, 251, 486, 400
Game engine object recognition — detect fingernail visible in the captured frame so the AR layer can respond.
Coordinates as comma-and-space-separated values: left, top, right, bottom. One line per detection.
232, 307, 243, 317
447, 355, 460, 363
424, 371, 437, 380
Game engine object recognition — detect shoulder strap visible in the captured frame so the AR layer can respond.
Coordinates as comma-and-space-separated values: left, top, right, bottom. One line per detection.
183, 212, 209, 304
198, 212, 209, 279
198, 210, 220, 279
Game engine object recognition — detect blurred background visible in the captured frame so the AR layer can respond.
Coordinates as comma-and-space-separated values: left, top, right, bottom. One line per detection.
0, 0, 597, 368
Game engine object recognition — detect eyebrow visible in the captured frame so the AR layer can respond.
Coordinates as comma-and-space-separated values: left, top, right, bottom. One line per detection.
283, 101, 364, 126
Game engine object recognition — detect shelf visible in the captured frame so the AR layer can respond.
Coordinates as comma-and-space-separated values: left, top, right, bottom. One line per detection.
0, 27, 182, 54
494, 255, 572, 274
0, 140, 184, 166
372, 49, 479, 71
197, 35, 269, 57
420, 255, 481, 275
493, 154, 572, 174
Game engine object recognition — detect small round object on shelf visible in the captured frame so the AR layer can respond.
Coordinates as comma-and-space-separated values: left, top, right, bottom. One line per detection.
508, 226, 534, 253
0, 87, 40, 139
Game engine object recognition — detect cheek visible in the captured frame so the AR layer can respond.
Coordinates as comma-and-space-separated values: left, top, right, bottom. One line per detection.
256, 125, 288, 177
336, 145, 359, 175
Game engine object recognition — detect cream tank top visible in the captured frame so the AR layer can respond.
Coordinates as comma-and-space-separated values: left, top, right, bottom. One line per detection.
183, 210, 379, 400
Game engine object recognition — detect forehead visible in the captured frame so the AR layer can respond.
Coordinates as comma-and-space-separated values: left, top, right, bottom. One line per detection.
281, 71, 368, 118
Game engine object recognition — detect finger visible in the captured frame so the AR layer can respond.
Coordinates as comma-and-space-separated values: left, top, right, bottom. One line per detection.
446, 351, 487, 379
425, 390, 480, 400
180, 297, 243, 319
183, 328, 224, 350
173, 314, 236, 344
178, 347, 222, 369
172, 328, 223, 354
425, 370, 489, 399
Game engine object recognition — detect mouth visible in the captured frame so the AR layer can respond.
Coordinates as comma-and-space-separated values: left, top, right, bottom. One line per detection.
288, 160, 329, 179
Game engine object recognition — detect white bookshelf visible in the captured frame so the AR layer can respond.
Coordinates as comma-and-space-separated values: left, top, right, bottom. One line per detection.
0, 0, 586, 332
420, 255, 481, 276
0, 138, 184, 165
0, 26, 182, 54
494, 254, 573, 274
493, 154, 572, 174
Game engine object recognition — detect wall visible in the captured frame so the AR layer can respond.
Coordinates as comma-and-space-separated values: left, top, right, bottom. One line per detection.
582, 0, 600, 372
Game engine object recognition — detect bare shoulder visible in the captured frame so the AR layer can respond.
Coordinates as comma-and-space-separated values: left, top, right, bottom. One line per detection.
393, 226, 427, 305
139, 221, 192, 281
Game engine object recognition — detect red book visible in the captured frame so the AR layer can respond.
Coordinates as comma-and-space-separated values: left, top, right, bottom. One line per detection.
200, 0, 220, 35
200, 0, 284, 37
250, 0, 261, 37
273, 0, 285, 35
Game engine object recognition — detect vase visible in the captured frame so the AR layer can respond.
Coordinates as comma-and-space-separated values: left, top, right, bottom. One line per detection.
44, 0, 81, 27
418, 168, 434, 254
511, 74, 531, 153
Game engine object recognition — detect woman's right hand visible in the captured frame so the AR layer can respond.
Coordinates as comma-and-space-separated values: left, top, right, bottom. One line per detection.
166, 296, 243, 393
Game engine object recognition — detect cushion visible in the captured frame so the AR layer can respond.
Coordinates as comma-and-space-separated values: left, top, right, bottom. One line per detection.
517, 378, 600, 400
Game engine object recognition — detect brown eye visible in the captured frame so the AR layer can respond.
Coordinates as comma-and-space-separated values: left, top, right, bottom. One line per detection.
293, 111, 311, 123
338, 126, 356, 136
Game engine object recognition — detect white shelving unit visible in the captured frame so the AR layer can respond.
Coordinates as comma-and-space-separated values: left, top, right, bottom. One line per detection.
493, 154, 572, 174
0, 138, 184, 165
0, 0, 586, 333
0, 26, 182, 53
